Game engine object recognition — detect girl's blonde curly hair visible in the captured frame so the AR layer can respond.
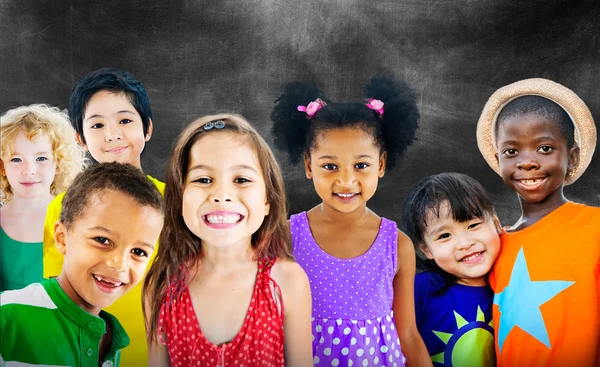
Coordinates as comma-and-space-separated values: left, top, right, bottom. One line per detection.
1, 104, 88, 204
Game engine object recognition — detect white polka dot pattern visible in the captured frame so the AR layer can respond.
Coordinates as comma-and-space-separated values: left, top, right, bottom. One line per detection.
291, 212, 406, 366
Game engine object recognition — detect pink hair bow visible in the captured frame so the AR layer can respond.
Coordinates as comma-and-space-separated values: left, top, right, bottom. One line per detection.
366, 98, 384, 116
297, 98, 326, 118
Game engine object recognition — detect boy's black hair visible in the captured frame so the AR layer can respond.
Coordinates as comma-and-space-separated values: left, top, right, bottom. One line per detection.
60, 162, 163, 228
400, 172, 496, 291
270, 74, 419, 170
68, 68, 152, 144
495, 95, 575, 148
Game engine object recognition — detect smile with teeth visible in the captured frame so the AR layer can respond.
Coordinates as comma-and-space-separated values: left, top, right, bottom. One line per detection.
335, 193, 357, 198
93, 275, 123, 287
517, 178, 545, 186
460, 251, 483, 262
204, 214, 242, 224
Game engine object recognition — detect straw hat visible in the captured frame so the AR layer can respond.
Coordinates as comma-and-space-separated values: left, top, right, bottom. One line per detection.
476, 78, 596, 185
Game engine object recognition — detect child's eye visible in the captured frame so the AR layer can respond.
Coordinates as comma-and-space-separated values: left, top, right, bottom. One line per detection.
91, 123, 104, 129
131, 248, 148, 258
355, 162, 369, 169
94, 237, 110, 246
36, 157, 49, 162
234, 177, 252, 184
322, 164, 337, 170
120, 119, 132, 124
468, 222, 482, 229
436, 233, 451, 240
503, 149, 518, 157
192, 177, 211, 184
538, 146, 554, 154
9, 157, 22, 163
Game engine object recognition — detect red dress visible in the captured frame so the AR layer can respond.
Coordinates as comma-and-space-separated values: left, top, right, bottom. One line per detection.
158, 258, 285, 367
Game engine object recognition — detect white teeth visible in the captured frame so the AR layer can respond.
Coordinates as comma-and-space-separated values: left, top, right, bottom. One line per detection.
520, 178, 543, 186
336, 193, 355, 198
461, 252, 483, 262
93, 275, 122, 287
206, 214, 241, 224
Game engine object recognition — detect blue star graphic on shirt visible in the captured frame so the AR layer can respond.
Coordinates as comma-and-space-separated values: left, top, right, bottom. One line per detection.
493, 247, 574, 352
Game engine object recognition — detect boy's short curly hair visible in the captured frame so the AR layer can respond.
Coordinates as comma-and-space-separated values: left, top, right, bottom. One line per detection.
0, 104, 87, 204
60, 162, 164, 229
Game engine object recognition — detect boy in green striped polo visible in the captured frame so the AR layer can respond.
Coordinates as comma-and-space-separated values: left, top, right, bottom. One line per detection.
0, 162, 164, 367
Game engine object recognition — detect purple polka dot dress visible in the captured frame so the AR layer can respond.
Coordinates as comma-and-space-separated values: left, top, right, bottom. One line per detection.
290, 212, 406, 367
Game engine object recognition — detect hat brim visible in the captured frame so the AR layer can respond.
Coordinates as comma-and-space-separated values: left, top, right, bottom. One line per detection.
476, 78, 596, 185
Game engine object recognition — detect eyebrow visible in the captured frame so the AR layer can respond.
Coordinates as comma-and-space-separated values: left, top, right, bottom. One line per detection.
317, 154, 375, 160
84, 110, 137, 122
188, 164, 259, 174
88, 226, 155, 249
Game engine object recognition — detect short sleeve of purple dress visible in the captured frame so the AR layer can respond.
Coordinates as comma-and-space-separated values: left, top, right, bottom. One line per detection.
290, 212, 406, 367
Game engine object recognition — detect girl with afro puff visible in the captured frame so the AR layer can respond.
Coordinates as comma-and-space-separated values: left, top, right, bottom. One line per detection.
271, 75, 431, 367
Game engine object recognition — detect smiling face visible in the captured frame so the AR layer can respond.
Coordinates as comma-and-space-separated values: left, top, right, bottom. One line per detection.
182, 132, 270, 250
421, 201, 501, 286
1, 131, 56, 200
55, 189, 163, 315
79, 91, 152, 169
495, 113, 579, 205
304, 126, 385, 214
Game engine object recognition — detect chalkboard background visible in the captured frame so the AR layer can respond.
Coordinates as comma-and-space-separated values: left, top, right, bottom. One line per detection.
1, 0, 599, 225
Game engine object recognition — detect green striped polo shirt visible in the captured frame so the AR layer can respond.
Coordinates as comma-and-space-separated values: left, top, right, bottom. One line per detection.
0, 278, 129, 366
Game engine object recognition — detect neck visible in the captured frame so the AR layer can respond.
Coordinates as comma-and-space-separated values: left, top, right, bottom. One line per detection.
457, 277, 486, 287
517, 187, 568, 228
316, 202, 372, 228
56, 273, 101, 316
200, 237, 256, 274
4, 194, 54, 212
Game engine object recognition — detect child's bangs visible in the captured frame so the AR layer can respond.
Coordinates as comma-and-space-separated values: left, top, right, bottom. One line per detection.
424, 182, 493, 225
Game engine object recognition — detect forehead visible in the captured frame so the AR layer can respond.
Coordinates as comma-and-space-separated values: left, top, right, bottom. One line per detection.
314, 126, 378, 153
188, 132, 261, 170
10, 130, 53, 153
496, 113, 567, 143
84, 90, 138, 117
73, 189, 160, 227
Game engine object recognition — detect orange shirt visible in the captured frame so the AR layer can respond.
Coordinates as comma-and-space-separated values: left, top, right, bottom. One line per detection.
489, 202, 600, 367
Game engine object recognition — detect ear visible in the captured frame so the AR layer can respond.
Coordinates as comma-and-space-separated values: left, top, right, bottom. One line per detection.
54, 221, 68, 255
75, 133, 88, 151
304, 153, 313, 180
419, 243, 434, 260
494, 152, 499, 165
567, 144, 580, 177
378, 151, 387, 178
145, 118, 154, 142
264, 199, 270, 216
492, 214, 502, 234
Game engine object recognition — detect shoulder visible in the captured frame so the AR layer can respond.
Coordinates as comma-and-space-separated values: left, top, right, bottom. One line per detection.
1, 282, 56, 326
396, 230, 416, 259
415, 271, 434, 287
270, 258, 310, 298
146, 175, 166, 195
48, 192, 66, 212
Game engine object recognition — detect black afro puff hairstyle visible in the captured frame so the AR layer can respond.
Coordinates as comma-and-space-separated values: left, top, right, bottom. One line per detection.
270, 74, 420, 170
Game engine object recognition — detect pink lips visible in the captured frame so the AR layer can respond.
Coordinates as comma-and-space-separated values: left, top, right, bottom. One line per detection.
105, 146, 128, 154
92, 274, 126, 294
333, 192, 358, 204
514, 177, 548, 191
20, 181, 40, 187
460, 251, 485, 264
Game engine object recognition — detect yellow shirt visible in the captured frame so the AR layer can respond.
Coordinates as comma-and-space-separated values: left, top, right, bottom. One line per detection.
43, 175, 165, 367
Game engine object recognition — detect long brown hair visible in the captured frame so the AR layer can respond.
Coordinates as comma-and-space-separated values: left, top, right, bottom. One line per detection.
143, 113, 292, 342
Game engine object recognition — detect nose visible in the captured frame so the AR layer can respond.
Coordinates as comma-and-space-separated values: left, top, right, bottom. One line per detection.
209, 180, 232, 203
456, 232, 475, 252
516, 152, 540, 170
336, 167, 357, 186
105, 123, 123, 142
106, 252, 128, 272
22, 160, 36, 176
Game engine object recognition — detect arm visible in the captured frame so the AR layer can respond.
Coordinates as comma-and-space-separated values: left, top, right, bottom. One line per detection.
143, 288, 171, 367
43, 193, 65, 278
272, 259, 313, 367
393, 232, 432, 367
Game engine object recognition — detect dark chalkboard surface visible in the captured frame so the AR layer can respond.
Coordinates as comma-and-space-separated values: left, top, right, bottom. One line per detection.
1, 0, 598, 225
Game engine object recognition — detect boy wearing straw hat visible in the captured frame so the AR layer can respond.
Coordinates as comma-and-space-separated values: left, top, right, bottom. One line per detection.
476, 78, 599, 367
